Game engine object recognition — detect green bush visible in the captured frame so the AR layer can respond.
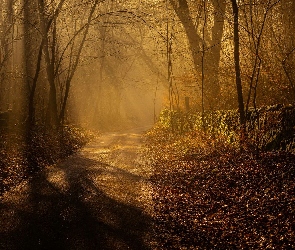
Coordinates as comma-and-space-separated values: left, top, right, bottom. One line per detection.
159, 105, 295, 152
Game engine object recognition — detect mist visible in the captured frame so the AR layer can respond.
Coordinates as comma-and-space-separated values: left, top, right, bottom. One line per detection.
1, 1, 295, 249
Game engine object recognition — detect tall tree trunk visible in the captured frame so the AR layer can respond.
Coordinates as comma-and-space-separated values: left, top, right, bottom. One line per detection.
231, 0, 245, 125
169, 0, 201, 72
205, 0, 226, 109
201, 0, 207, 129
0, 0, 14, 106
23, 0, 42, 128
169, 0, 226, 109
281, 0, 295, 101
37, 0, 64, 128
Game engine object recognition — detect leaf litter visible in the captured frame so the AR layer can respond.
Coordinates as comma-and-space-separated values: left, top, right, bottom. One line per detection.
145, 125, 295, 249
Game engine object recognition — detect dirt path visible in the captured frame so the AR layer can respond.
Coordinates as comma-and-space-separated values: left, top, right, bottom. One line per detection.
0, 128, 154, 250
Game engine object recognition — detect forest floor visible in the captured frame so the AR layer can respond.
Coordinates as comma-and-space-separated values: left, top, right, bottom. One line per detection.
0, 127, 155, 250
1, 125, 294, 249
146, 126, 295, 249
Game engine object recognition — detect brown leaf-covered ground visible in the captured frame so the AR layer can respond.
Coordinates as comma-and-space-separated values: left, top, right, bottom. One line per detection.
0, 129, 154, 249
146, 126, 295, 249
1, 125, 294, 249
0, 126, 91, 195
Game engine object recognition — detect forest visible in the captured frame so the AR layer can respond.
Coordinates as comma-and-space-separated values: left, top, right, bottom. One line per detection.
0, 0, 295, 249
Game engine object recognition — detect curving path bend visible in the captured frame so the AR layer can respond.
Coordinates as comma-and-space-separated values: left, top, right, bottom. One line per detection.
0, 128, 154, 250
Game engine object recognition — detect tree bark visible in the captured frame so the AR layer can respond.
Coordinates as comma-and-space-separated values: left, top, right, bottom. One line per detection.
169, 0, 226, 109
23, 0, 42, 127
37, 0, 66, 128
169, 0, 201, 72
231, 0, 245, 125
205, 0, 226, 109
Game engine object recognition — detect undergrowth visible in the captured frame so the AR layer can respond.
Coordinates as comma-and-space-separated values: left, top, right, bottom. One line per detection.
0, 126, 93, 196
146, 124, 295, 249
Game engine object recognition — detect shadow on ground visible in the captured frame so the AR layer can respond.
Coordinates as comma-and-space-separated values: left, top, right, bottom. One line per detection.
0, 154, 152, 250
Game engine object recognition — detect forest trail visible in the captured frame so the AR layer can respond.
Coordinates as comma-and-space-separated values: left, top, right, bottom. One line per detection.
0, 127, 154, 250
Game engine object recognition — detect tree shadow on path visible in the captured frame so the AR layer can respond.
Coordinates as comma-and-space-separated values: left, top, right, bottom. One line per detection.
0, 154, 153, 250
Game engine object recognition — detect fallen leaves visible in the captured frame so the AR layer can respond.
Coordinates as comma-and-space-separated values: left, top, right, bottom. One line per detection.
146, 125, 295, 249
0, 126, 92, 196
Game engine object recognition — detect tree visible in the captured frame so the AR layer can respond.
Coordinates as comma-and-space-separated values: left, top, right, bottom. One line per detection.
231, 0, 245, 125
37, 0, 66, 128
23, 0, 44, 128
0, 0, 14, 108
281, 0, 295, 101
59, 0, 100, 125
168, 0, 226, 109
